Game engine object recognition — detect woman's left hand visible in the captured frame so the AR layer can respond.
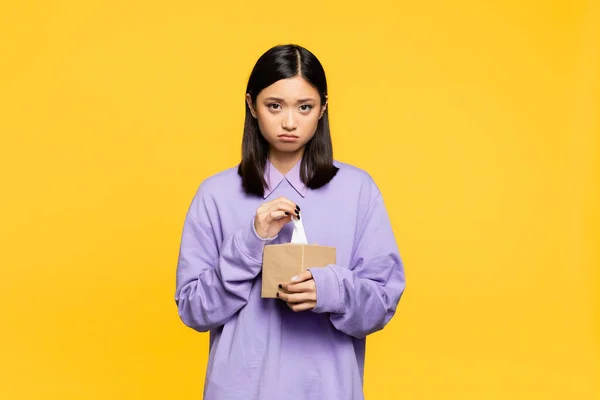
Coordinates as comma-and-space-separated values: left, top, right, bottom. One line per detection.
277, 271, 317, 312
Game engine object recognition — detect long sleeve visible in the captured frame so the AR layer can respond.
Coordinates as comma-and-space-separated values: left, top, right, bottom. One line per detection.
174, 188, 275, 332
309, 191, 406, 339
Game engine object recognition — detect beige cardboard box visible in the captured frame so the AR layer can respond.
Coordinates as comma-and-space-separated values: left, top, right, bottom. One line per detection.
261, 243, 336, 298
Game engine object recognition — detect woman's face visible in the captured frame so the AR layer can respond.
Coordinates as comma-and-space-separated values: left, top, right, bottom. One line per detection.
247, 75, 327, 155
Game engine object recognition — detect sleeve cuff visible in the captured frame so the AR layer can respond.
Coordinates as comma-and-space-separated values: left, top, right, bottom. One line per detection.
309, 266, 342, 313
236, 219, 278, 263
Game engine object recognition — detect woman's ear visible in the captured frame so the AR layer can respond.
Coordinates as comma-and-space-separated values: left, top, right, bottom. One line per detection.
319, 95, 328, 119
246, 93, 257, 119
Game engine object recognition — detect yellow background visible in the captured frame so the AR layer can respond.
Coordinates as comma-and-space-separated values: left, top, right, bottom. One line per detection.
0, 1, 598, 399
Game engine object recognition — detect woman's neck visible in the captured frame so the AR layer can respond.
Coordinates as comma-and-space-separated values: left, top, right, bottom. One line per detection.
268, 148, 304, 175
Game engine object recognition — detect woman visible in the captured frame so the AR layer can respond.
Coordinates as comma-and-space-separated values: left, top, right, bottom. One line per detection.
175, 44, 406, 400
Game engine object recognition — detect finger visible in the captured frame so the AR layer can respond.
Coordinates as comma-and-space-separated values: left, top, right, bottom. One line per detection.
261, 196, 296, 212
261, 208, 292, 225
277, 291, 316, 303
256, 197, 290, 215
258, 203, 295, 224
268, 197, 300, 216
280, 280, 315, 293
268, 210, 292, 221
288, 270, 313, 284
273, 216, 294, 232
266, 201, 299, 219
287, 301, 316, 312
275, 196, 299, 211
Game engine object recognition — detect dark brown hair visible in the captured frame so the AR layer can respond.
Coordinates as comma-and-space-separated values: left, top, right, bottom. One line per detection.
238, 44, 338, 197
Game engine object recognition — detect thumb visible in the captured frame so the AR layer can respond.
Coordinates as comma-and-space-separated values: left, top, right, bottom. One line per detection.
275, 215, 292, 229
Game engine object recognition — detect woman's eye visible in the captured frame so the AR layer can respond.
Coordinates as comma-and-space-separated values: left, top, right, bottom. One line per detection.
268, 103, 281, 111
299, 105, 313, 112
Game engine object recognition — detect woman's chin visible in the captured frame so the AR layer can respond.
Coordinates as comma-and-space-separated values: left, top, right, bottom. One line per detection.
270, 141, 305, 154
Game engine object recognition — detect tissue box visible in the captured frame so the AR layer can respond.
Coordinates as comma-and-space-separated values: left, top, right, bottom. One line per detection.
261, 244, 336, 298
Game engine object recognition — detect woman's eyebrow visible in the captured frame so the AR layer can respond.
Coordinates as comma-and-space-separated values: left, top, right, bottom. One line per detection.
263, 97, 316, 103
296, 98, 316, 103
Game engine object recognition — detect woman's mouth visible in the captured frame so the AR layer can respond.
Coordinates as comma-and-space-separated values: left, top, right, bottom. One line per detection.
278, 134, 299, 142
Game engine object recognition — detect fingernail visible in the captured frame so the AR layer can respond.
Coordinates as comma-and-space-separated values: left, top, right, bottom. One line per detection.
291, 275, 299, 282
276, 292, 279, 297
295, 210, 300, 216
297, 214, 300, 220
295, 205, 300, 212
285, 212, 290, 215
278, 284, 282, 289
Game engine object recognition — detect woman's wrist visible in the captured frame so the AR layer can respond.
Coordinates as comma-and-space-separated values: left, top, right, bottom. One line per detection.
237, 218, 277, 263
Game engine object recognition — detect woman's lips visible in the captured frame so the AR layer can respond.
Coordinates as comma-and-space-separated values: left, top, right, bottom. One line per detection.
278, 134, 299, 142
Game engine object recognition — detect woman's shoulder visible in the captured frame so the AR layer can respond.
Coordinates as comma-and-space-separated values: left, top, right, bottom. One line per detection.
333, 160, 379, 188
331, 160, 382, 204
192, 165, 242, 200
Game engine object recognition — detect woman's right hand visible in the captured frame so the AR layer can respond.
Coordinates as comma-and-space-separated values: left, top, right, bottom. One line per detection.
254, 196, 300, 239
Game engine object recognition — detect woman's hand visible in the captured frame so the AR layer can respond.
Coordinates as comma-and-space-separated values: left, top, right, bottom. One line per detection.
277, 271, 317, 312
254, 196, 300, 239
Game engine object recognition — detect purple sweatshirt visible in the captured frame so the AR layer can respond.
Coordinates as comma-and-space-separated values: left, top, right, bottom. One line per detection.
175, 159, 406, 400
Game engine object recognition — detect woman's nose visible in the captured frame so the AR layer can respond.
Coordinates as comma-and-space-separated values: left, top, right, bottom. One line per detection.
282, 110, 298, 130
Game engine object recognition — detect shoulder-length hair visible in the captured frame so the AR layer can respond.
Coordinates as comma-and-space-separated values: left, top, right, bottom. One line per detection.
238, 44, 339, 197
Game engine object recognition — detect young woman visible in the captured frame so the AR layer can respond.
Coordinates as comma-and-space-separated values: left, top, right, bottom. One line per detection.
175, 44, 406, 400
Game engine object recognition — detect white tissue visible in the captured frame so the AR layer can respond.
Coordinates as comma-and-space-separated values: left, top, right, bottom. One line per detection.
290, 216, 308, 244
